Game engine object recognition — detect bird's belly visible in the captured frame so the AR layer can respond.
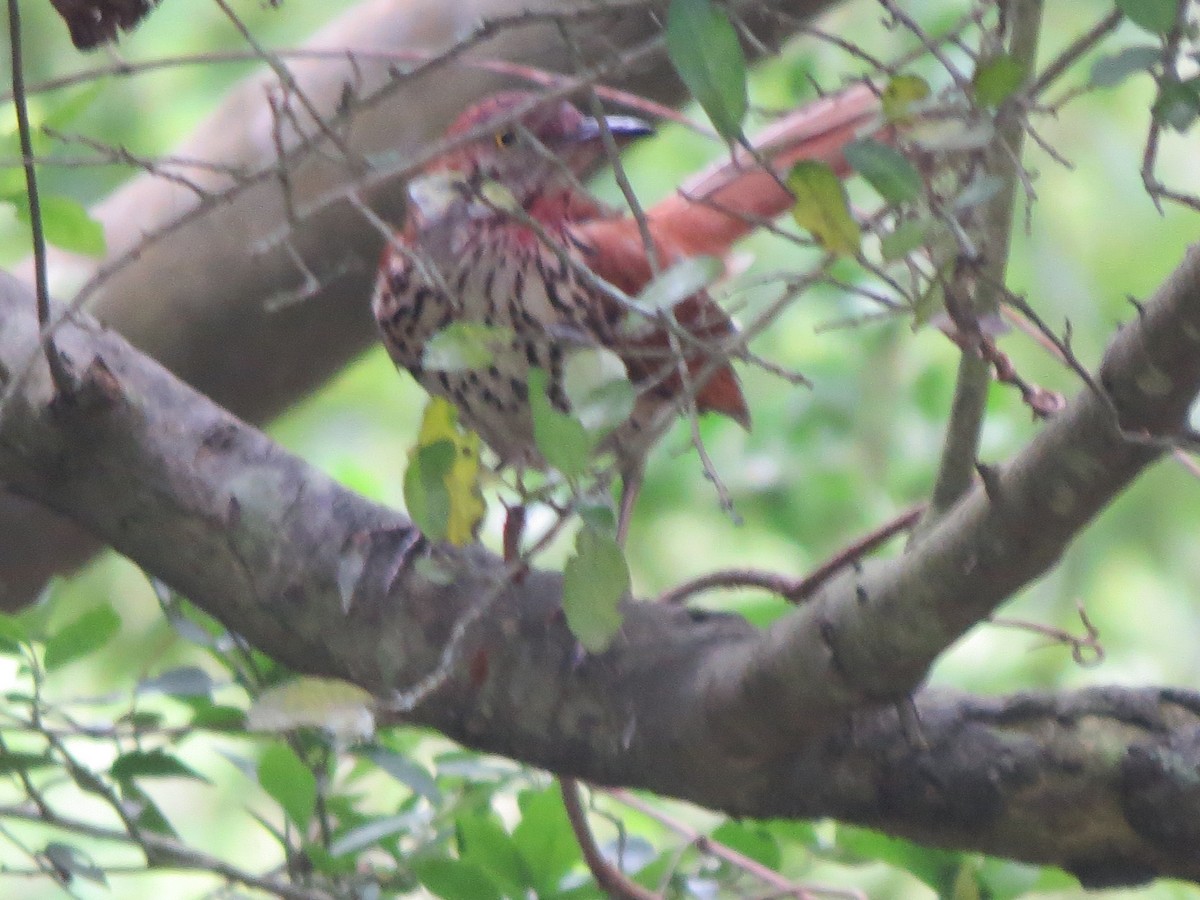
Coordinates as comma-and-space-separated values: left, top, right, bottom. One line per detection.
374, 232, 672, 470
375, 241, 569, 467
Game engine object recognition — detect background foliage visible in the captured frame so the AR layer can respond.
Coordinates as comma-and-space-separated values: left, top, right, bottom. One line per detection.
2, 0, 1200, 897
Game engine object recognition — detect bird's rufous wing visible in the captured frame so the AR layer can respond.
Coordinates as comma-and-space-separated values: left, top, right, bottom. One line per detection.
572, 83, 882, 425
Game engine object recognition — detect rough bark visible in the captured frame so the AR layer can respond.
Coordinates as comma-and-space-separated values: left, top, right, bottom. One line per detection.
1, 243, 1199, 882
0, 0, 842, 606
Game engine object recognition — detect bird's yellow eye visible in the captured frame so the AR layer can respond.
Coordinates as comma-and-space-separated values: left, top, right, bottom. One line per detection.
494, 129, 516, 149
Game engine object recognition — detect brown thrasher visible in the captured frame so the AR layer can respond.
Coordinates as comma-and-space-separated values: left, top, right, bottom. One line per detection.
373, 86, 878, 529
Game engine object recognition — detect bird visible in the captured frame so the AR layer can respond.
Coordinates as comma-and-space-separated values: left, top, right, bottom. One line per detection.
372, 85, 879, 537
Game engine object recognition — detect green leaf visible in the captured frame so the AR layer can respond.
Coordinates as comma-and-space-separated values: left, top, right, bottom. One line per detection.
40, 82, 106, 131
404, 439, 453, 541
247, 678, 375, 741
1115, 0, 1178, 35
529, 368, 593, 477
43, 605, 120, 671
951, 174, 1006, 212
64, 761, 111, 799
0, 750, 54, 776
0, 613, 27, 655
562, 525, 629, 653
423, 323, 513, 372
121, 781, 180, 837
1152, 78, 1200, 131
329, 811, 428, 857
836, 825, 963, 893
403, 398, 485, 545
413, 857, 502, 900
111, 749, 207, 783
258, 742, 317, 831
763, 819, 819, 847
43, 842, 107, 887
578, 500, 618, 534
187, 702, 247, 731
912, 258, 952, 329
844, 138, 922, 204
880, 219, 930, 261
512, 787, 582, 895
881, 73, 931, 122
303, 843, 358, 877
636, 255, 724, 314
407, 172, 471, 220
354, 746, 441, 804
710, 820, 780, 869
1089, 45, 1161, 88
974, 857, 1057, 900
435, 751, 520, 782
13, 194, 106, 256
666, 0, 748, 142
457, 813, 531, 896
136, 665, 213, 697
787, 160, 861, 257
562, 347, 635, 433
973, 53, 1026, 107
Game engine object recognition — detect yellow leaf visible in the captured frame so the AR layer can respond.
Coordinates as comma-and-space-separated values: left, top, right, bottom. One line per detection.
405, 397, 485, 546
787, 160, 861, 257
882, 74, 931, 122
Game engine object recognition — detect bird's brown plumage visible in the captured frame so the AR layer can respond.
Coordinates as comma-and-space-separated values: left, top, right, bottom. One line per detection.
372, 85, 878, 472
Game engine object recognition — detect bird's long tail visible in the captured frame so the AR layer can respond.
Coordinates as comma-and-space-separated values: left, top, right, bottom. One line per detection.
578, 82, 881, 294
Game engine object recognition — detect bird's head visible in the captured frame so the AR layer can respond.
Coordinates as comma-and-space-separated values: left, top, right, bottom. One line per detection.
426, 91, 654, 208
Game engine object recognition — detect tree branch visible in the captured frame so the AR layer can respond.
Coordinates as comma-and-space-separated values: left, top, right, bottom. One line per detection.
1, 238, 1200, 880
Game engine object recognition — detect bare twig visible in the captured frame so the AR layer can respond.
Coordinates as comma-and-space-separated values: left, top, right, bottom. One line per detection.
876, 0, 972, 93
607, 790, 866, 900
561, 780, 659, 900
7, 0, 71, 395
655, 567, 798, 606
654, 505, 924, 606
1030, 8, 1123, 97
991, 600, 1104, 666
3, 47, 706, 133
210, 0, 365, 171
1139, 2, 1200, 214
0, 804, 331, 900
783, 504, 924, 601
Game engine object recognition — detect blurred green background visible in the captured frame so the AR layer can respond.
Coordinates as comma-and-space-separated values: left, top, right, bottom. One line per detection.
2, 0, 1199, 897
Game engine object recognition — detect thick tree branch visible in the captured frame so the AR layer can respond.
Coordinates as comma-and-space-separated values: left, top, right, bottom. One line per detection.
0, 243, 1199, 881
0, 0, 843, 605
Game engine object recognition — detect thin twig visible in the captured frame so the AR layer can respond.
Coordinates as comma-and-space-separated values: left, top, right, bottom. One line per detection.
210, 0, 365, 171
783, 504, 924, 601
655, 567, 792, 606
0, 805, 331, 900
990, 600, 1104, 666
1029, 8, 1123, 97
1138, 2, 1200, 214
558, 21, 661, 275
654, 505, 923, 605
3, 46, 707, 133
876, 0, 972, 93
607, 790, 866, 900
561, 780, 659, 900
7, 0, 71, 395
